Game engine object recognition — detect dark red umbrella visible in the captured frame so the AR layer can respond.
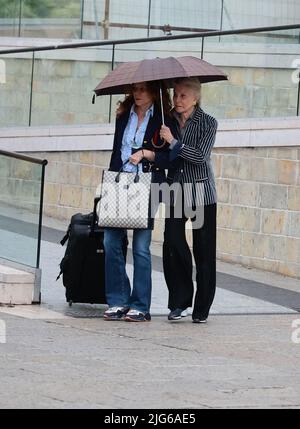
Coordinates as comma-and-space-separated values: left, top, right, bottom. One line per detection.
94, 56, 227, 95
94, 56, 227, 123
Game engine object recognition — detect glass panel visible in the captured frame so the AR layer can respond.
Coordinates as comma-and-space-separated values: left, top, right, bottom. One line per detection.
221, 0, 300, 31
113, 39, 204, 65
31, 47, 113, 125
0, 0, 21, 37
81, 0, 151, 40
0, 52, 32, 127
81, 0, 103, 40
20, 0, 82, 39
81, 0, 221, 41
202, 30, 298, 119
0, 154, 43, 267
1, 0, 300, 41
149, 0, 221, 38
1, 27, 300, 126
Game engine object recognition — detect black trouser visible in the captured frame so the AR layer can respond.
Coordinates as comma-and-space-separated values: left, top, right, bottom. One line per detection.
163, 203, 217, 320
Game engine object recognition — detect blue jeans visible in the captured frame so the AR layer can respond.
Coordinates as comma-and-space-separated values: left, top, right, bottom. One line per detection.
103, 228, 152, 313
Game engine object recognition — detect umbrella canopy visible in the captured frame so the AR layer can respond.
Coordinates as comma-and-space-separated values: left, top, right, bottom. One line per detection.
94, 56, 227, 96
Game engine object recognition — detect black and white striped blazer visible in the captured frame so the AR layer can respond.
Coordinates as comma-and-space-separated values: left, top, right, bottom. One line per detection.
167, 106, 218, 206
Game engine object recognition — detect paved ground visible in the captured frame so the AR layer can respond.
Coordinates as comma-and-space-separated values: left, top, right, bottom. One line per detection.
0, 215, 300, 409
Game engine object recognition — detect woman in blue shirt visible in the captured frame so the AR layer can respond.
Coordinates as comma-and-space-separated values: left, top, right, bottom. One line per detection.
103, 81, 171, 322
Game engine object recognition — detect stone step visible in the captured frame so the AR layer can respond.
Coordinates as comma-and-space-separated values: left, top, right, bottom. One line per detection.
0, 264, 35, 304
0, 265, 35, 284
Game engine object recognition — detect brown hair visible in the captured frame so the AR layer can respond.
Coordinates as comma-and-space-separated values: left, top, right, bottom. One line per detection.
116, 81, 172, 118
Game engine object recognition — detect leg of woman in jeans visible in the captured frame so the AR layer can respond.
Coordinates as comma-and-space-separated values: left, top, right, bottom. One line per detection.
103, 228, 131, 315
129, 228, 152, 314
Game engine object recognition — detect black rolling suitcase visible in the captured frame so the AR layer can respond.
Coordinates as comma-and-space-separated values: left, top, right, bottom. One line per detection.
57, 197, 107, 306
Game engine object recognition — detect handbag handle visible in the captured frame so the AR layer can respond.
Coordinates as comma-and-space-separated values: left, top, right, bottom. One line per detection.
115, 159, 140, 184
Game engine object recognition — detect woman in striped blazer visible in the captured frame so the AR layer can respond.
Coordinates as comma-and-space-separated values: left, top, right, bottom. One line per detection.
160, 77, 218, 324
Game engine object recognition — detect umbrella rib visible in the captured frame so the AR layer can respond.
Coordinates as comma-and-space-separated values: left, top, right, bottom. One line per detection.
174, 57, 191, 78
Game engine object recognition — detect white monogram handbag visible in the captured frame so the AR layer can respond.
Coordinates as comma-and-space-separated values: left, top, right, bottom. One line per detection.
97, 162, 153, 229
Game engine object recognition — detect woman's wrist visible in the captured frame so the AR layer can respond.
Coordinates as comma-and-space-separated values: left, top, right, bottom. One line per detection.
169, 138, 178, 149
142, 149, 155, 162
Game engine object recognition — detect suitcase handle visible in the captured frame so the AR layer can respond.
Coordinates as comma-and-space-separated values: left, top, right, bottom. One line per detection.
91, 197, 101, 234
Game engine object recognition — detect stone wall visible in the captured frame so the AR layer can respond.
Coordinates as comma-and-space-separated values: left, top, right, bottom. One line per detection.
0, 154, 43, 213
1, 40, 300, 127
24, 146, 299, 280
1, 117, 299, 279
213, 146, 300, 279
42, 150, 110, 221
1, 58, 297, 126
0, 56, 112, 127
202, 67, 298, 120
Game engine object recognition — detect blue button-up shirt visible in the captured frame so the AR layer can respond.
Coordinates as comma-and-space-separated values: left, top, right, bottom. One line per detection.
121, 104, 154, 172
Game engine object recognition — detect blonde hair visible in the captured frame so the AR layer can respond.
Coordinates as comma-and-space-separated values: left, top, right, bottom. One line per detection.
173, 77, 201, 105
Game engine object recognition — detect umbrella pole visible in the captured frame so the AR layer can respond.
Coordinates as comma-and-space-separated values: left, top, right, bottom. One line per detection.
159, 84, 165, 126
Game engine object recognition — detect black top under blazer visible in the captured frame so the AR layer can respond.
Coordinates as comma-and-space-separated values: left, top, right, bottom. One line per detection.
109, 104, 171, 185
167, 106, 218, 206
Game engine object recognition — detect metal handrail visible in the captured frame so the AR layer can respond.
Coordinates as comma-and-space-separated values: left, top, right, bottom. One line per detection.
36, 161, 46, 270
0, 23, 300, 55
0, 149, 47, 165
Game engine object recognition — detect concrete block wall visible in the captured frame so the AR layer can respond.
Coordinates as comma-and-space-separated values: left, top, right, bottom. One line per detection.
0, 153, 43, 213
25, 146, 299, 280
1, 51, 299, 127
0, 118, 299, 280
0, 57, 112, 127
41, 150, 110, 221
212, 146, 300, 278
202, 67, 298, 120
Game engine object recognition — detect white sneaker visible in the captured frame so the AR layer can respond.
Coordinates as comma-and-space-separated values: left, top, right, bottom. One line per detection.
103, 306, 129, 320
181, 309, 189, 317
105, 306, 125, 314
126, 309, 141, 316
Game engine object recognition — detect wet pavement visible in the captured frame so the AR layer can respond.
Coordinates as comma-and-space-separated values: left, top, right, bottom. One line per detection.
0, 216, 299, 409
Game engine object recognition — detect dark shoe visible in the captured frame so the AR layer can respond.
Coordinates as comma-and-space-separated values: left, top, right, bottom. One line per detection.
125, 309, 151, 322
168, 308, 187, 321
103, 306, 129, 321
192, 318, 207, 324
